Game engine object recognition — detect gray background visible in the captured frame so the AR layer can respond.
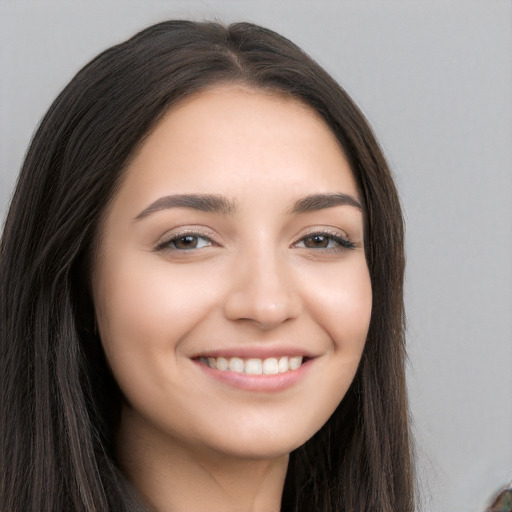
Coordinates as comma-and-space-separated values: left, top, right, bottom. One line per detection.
1, 1, 511, 511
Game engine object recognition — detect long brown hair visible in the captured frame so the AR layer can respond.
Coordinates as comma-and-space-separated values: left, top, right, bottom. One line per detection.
0, 20, 414, 511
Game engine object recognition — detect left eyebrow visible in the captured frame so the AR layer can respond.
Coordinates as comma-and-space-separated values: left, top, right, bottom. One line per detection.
290, 193, 364, 214
133, 193, 237, 221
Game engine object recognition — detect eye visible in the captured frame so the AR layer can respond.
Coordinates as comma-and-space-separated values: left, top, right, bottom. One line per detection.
157, 233, 213, 251
293, 232, 355, 251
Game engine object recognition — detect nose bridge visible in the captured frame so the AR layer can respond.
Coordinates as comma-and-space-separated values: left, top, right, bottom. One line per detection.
223, 240, 301, 329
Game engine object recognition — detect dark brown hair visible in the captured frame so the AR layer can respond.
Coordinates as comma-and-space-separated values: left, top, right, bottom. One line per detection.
0, 20, 414, 512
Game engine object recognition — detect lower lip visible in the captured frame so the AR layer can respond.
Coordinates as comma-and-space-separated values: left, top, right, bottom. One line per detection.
193, 359, 313, 392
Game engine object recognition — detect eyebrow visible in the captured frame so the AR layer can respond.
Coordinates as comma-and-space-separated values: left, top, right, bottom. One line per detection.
134, 194, 237, 221
290, 193, 363, 214
134, 191, 363, 221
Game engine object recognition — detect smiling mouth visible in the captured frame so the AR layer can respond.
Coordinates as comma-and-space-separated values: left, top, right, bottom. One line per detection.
198, 355, 305, 375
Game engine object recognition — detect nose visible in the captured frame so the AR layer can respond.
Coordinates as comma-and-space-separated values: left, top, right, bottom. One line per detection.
223, 247, 302, 330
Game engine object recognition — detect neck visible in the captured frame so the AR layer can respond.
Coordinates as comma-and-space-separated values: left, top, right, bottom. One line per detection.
116, 407, 288, 512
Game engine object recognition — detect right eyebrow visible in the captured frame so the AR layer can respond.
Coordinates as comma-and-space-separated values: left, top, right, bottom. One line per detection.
290, 193, 364, 214
133, 194, 237, 221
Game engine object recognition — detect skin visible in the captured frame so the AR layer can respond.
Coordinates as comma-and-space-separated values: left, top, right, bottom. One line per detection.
92, 85, 372, 512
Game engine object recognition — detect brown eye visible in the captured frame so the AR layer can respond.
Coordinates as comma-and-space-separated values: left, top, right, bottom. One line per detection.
303, 234, 330, 248
161, 234, 212, 251
294, 232, 356, 251
173, 235, 200, 249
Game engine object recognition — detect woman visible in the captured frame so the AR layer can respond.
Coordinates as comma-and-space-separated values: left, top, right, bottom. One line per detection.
0, 20, 414, 512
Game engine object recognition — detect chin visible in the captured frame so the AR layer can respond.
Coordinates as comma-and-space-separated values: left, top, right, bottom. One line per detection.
198, 423, 320, 462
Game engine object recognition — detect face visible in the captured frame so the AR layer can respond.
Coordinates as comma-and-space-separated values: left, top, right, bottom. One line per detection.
92, 85, 372, 461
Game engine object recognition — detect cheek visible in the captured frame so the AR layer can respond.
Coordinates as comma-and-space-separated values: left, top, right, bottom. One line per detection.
92, 253, 219, 382
298, 259, 371, 414
91, 254, 226, 433
302, 258, 372, 350
96, 252, 206, 333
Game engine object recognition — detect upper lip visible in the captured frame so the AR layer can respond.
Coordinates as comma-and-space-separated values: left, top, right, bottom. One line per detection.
191, 345, 317, 360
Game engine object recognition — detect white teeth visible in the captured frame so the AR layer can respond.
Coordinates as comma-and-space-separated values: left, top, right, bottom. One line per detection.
278, 356, 289, 373
216, 357, 228, 371
202, 355, 305, 374
228, 357, 244, 372
289, 356, 303, 370
245, 359, 263, 375
262, 357, 279, 375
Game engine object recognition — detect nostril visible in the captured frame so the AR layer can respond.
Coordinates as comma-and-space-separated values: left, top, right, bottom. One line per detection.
224, 295, 301, 329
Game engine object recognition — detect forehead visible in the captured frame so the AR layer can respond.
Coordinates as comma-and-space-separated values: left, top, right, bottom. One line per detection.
114, 85, 360, 212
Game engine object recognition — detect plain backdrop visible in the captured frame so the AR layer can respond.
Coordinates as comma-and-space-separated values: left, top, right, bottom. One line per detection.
1, 1, 511, 511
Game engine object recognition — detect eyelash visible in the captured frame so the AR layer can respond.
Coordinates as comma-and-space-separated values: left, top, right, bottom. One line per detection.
155, 229, 356, 253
